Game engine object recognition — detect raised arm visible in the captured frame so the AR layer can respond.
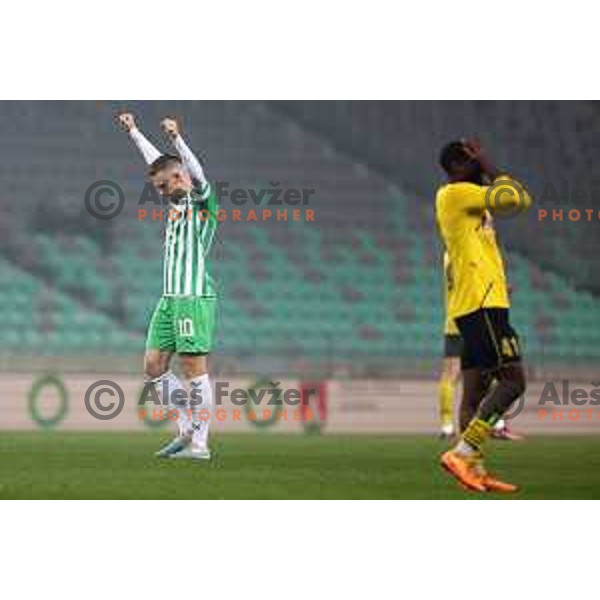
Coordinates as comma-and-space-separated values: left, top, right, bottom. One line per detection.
446, 176, 532, 216
118, 113, 162, 165
453, 139, 532, 215
161, 117, 208, 189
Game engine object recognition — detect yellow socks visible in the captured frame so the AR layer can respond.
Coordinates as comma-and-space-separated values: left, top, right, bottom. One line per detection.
439, 377, 455, 430
456, 418, 492, 455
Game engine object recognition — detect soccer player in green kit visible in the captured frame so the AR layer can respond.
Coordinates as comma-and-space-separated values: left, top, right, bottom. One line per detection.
118, 113, 218, 460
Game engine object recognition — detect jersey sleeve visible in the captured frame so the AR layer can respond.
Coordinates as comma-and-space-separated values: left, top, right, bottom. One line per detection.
448, 177, 532, 216
129, 128, 162, 165
486, 176, 533, 214
173, 134, 209, 189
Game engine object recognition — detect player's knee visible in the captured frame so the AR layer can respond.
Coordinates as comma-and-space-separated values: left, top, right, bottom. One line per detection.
515, 372, 527, 397
441, 358, 460, 381
144, 352, 168, 380
179, 354, 207, 380
498, 364, 526, 398
449, 364, 461, 384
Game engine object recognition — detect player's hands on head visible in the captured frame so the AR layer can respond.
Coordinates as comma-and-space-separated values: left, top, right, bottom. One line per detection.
118, 113, 137, 132
161, 117, 180, 139
461, 138, 499, 180
461, 138, 484, 160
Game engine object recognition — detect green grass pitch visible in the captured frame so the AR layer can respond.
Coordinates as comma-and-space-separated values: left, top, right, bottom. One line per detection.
0, 432, 599, 499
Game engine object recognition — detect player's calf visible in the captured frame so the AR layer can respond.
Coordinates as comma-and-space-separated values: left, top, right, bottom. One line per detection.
478, 363, 526, 424
178, 353, 213, 454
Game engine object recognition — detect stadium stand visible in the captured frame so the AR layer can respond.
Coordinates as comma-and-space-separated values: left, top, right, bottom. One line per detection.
0, 257, 142, 355
1, 101, 599, 371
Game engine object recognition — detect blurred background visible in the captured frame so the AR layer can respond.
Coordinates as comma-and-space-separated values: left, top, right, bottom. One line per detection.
1, 101, 599, 432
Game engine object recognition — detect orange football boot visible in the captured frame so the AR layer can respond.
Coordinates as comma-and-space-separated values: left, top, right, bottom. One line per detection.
482, 474, 519, 493
468, 452, 520, 493
440, 450, 486, 492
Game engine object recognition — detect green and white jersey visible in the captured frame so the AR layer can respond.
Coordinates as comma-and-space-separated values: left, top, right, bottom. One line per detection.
163, 183, 218, 297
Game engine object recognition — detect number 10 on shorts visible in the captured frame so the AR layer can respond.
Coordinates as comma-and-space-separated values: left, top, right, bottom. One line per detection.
178, 318, 195, 337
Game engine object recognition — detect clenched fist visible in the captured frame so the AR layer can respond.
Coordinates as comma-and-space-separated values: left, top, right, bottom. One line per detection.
118, 113, 137, 132
161, 117, 180, 139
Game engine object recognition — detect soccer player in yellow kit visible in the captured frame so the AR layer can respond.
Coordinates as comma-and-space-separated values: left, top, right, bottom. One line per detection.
435, 139, 532, 492
438, 218, 522, 440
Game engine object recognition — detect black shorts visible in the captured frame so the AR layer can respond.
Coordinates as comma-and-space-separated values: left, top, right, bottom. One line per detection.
443, 334, 463, 358
455, 308, 522, 371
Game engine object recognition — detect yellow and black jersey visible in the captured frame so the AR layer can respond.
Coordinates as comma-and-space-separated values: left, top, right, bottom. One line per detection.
435, 177, 531, 320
